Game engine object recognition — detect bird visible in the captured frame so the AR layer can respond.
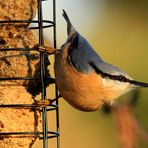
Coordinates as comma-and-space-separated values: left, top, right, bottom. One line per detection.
41, 10, 148, 112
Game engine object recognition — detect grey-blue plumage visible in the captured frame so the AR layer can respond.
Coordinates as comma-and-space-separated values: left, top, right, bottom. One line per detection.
67, 30, 127, 79
68, 32, 104, 73
62, 10, 127, 77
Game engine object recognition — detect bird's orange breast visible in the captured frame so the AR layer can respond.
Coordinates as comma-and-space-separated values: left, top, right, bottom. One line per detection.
54, 45, 120, 111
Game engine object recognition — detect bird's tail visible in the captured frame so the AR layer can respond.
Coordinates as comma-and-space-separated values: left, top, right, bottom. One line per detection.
62, 9, 75, 37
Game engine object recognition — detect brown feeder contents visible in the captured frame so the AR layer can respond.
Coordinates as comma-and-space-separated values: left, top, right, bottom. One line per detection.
0, 0, 37, 26
0, 25, 50, 96
0, 25, 39, 85
0, 84, 42, 148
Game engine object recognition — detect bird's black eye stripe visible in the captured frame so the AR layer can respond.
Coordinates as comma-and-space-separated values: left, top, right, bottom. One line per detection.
89, 62, 130, 83
116, 75, 128, 82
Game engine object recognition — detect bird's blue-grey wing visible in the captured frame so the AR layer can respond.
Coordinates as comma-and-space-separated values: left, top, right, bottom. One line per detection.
68, 32, 126, 76
68, 32, 104, 73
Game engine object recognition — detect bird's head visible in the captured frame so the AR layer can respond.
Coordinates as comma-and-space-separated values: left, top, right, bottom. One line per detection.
90, 62, 148, 99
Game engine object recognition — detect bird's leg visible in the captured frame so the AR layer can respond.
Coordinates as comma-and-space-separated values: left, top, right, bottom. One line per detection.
51, 94, 62, 103
34, 94, 61, 108
34, 44, 58, 54
49, 94, 62, 104
34, 99, 52, 108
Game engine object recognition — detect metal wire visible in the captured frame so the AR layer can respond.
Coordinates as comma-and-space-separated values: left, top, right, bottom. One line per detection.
53, 1, 60, 148
0, 0, 59, 148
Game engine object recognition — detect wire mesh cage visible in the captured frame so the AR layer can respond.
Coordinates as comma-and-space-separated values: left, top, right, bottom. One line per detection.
0, 0, 60, 148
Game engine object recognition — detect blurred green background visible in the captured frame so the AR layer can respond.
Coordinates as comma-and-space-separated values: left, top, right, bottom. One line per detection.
34, 0, 148, 148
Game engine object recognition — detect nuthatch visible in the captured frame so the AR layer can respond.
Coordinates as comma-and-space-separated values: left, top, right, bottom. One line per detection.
42, 10, 148, 111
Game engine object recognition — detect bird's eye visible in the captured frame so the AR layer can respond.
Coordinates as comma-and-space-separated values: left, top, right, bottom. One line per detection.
117, 75, 125, 82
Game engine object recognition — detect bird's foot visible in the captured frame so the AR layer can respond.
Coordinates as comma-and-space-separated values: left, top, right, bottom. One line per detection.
34, 95, 61, 108
34, 44, 58, 54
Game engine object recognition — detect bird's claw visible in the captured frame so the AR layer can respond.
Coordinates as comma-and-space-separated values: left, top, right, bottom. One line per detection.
34, 99, 53, 108
34, 44, 57, 54
34, 97, 60, 108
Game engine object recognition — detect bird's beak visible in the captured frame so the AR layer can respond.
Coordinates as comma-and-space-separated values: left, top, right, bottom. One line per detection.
130, 80, 148, 88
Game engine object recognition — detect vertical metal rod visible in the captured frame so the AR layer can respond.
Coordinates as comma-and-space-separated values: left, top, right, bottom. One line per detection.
53, 0, 60, 148
53, 0, 57, 48
38, 0, 48, 148
38, 0, 44, 45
